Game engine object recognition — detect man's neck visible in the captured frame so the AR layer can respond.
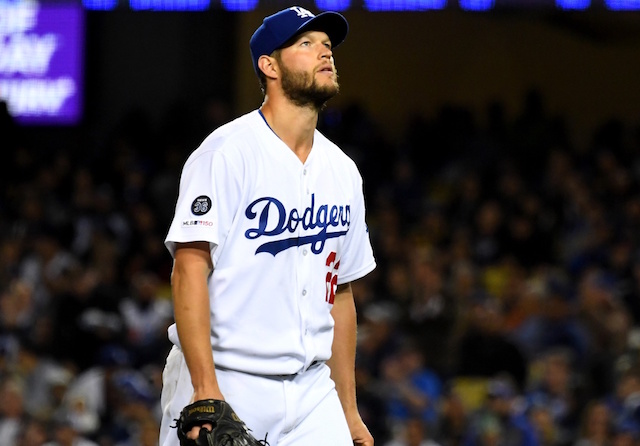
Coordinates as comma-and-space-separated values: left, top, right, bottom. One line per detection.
260, 95, 319, 163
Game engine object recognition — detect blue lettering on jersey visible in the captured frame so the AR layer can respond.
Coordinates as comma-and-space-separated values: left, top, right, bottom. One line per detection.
245, 194, 350, 256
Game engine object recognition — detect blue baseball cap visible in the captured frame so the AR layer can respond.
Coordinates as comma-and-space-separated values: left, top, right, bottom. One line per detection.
250, 6, 349, 76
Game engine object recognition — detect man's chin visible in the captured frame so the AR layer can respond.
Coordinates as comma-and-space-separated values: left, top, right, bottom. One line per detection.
282, 81, 339, 110
316, 81, 339, 100
320, 77, 339, 93
313, 89, 338, 110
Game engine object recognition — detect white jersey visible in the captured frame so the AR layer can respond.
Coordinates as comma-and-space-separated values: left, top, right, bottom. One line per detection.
164, 110, 376, 376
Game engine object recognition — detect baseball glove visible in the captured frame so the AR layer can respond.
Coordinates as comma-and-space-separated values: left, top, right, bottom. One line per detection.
175, 399, 267, 446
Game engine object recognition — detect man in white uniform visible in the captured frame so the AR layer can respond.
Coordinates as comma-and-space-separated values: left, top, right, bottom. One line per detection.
159, 6, 376, 446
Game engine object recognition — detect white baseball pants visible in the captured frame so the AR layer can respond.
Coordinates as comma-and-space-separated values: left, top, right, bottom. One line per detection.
159, 346, 353, 446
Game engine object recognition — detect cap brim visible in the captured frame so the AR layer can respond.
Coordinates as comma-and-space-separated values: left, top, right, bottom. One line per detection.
293, 11, 349, 49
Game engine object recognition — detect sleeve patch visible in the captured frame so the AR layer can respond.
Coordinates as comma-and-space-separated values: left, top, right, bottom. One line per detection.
191, 196, 212, 215
182, 220, 214, 227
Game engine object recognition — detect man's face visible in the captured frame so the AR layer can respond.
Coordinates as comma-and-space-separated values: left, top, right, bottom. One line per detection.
275, 30, 339, 110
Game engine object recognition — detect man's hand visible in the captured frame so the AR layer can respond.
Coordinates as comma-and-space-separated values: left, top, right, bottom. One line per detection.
347, 413, 374, 446
175, 399, 265, 446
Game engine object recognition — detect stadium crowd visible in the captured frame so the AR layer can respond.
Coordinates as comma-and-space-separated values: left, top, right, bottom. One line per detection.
2, 89, 640, 446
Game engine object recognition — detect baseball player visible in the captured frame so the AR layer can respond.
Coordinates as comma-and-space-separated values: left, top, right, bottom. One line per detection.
159, 6, 376, 446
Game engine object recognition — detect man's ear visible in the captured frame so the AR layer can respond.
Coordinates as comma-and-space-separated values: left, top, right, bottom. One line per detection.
258, 55, 278, 79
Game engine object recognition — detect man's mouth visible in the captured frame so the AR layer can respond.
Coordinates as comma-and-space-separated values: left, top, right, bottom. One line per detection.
317, 65, 334, 74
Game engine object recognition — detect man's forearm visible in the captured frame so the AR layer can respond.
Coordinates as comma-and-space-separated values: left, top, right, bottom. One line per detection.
172, 243, 223, 400
327, 283, 359, 419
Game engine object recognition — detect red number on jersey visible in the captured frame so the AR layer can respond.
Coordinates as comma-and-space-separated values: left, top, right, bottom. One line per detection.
325, 251, 340, 304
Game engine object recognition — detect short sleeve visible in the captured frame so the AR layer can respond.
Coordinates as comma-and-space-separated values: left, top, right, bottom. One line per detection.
164, 147, 241, 262
335, 172, 376, 284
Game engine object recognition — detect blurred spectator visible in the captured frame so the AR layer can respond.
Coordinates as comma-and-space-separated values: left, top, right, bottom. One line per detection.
356, 303, 403, 444
369, 201, 406, 268
605, 367, 640, 436
461, 375, 538, 446
511, 270, 590, 366
356, 302, 404, 381
606, 238, 640, 326
49, 266, 124, 371
577, 267, 633, 395
609, 421, 640, 446
403, 247, 457, 375
525, 348, 586, 446
574, 399, 612, 446
446, 172, 484, 234
528, 404, 560, 446
435, 388, 470, 446
19, 227, 78, 310
43, 419, 99, 446
385, 417, 443, 446
119, 270, 173, 367
101, 368, 158, 445
453, 292, 528, 390
59, 345, 132, 439
123, 202, 172, 280
16, 417, 49, 446
387, 157, 425, 225
380, 342, 443, 433
0, 280, 37, 340
0, 376, 27, 446
470, 200, 507, 267
113, 415, 160, 446
14, 342, 74, 421
377, 260, 414, 325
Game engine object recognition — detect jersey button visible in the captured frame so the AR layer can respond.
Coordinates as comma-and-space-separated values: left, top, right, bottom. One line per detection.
302, 289, 307, 296
303, 249, 308, 256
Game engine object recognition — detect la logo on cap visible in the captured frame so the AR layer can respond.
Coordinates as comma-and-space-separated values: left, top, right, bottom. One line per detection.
249, 6, 348, 76
290, 6, 315, 18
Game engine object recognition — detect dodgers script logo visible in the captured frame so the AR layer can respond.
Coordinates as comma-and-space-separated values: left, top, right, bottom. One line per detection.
245, 194, 349, 256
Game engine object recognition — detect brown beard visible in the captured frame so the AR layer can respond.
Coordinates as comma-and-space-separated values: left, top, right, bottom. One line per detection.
277, 57, 339, 111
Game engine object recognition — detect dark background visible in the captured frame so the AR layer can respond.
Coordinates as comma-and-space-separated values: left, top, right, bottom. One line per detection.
59, 7, 640, 153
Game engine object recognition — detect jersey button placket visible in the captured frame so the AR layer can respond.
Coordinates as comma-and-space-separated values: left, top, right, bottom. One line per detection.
299, 165, 312, 354
303, 168, 310, 195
